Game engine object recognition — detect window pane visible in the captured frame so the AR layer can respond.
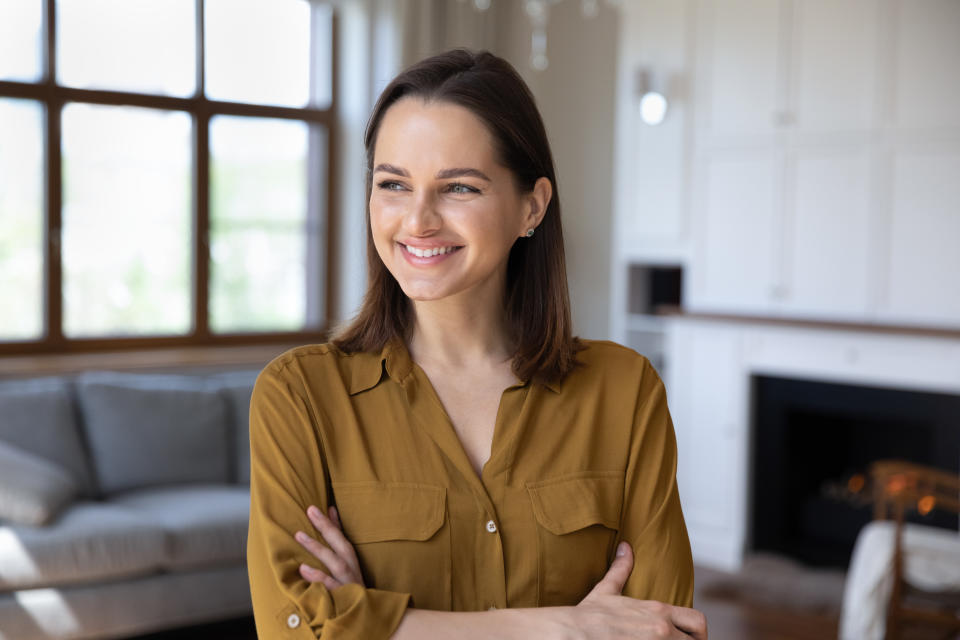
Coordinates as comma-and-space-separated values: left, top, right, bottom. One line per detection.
209, 115, 324, 333
61, 103, 192, 338
57, 0, 195, 97
205, 0, 312, 107
0, 99, 44, 341
0, 0, 44, 82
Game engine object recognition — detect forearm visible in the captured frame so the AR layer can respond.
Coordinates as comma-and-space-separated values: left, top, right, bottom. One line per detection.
390, 605, 580, 640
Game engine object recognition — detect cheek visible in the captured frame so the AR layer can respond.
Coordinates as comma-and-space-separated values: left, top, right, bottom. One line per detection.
368, 203, 394, 260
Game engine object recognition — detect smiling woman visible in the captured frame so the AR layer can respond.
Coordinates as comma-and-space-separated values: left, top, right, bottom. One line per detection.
245, 48, 706, 640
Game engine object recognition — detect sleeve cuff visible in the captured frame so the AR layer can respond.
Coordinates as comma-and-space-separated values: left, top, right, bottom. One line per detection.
321, 584, 412, 640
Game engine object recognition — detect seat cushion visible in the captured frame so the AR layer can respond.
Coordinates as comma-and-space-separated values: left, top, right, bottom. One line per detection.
0, 441, 79, 526
0, 565, 251, 640
0, 501, 166, 590
75, 372, 231, 495
0, 376, 97, 498
110, 484, 250, 570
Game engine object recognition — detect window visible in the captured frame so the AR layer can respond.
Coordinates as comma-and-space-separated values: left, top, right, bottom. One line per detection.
0, 0, 335, 355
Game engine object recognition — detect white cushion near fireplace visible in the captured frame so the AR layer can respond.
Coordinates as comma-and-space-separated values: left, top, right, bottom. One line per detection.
839, 520, 960, 640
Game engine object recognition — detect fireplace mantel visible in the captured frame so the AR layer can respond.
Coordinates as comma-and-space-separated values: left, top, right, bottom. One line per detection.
663, 315, 960, 571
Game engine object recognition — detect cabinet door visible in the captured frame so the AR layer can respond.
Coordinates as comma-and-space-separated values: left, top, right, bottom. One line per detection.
892, 0, 960, 129
780, 150, 873, 319
791, 0, 880, 132
688, 153, 780, 314
695, 0, 783, 141
666, 321, 746, 569
881, 152, 960, 326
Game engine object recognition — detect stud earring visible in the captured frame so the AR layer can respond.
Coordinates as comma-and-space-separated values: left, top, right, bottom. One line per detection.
525, 228, 535, 238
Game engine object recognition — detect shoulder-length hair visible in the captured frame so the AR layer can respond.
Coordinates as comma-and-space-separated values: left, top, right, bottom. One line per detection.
333, 48, 582, 384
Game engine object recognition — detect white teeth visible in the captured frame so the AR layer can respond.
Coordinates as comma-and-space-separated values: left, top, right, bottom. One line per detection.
403, 244, 457, 258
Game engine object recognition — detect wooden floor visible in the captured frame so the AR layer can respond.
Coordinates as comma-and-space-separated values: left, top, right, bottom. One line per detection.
696, 594, 839, 640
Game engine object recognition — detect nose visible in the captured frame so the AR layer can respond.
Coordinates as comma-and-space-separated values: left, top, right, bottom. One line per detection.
402, 190, 442, 236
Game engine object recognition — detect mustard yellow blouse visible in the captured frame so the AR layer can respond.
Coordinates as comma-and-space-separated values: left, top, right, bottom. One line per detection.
246, 337, 694, 639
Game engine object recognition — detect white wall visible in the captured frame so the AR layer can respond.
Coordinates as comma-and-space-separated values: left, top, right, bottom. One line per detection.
493, 2, 619, 340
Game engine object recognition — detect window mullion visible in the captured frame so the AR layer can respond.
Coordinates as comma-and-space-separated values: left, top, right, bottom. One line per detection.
44, 0, 65, 346
194, 0, 210, 340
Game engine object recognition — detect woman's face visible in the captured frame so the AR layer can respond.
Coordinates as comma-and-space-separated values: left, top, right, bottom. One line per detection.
369, 97, 548, 304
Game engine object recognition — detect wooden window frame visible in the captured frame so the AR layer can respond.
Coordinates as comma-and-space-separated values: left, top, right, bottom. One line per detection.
0, 0, 339, 358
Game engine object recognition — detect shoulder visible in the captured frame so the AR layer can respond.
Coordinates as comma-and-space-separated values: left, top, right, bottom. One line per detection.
560, 339, 663, 397
255, 342, 382, 392
260, 342, 342, 374
575, 339, 656, 381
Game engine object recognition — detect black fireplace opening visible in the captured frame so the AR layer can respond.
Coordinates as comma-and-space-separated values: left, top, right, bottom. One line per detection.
750, 375, 960, 569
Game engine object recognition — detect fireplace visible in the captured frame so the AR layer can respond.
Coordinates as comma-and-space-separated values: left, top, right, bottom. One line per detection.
750, 375, 960, 568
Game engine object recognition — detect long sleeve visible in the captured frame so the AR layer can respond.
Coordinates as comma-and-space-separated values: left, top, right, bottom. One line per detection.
618, 360, 695, 606
246, 362, 412, 639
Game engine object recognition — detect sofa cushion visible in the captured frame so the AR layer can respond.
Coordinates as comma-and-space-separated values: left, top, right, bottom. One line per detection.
0, 376, 97, 498
0, 565, 252, 640
75, 372, 230, 495
212, 371, 259, 485
110, 484, 250, 570
0, 502, 167, 590
0, 441, 79, 526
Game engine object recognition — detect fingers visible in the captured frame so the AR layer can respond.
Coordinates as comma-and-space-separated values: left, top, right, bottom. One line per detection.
670, 606, 708, 640
584, 541, 634, 598
306, 505, 361, 571
298, 562, 339, 590
295, 504, 366, 587
294, 530, 354, 580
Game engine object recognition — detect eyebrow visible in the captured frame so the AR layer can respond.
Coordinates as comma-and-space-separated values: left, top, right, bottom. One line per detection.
373, 163, 492, 182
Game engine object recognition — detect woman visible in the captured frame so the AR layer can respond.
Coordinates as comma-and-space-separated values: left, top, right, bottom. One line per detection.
246, 48, 707, 639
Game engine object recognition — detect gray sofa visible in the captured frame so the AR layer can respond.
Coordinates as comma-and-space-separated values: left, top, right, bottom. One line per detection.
0, 367, 261, 640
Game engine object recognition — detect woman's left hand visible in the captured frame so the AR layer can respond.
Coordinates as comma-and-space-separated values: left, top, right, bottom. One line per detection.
294, 504, 367, 589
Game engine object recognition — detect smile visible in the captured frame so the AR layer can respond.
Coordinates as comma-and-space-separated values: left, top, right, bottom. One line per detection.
401, 243, 462, 258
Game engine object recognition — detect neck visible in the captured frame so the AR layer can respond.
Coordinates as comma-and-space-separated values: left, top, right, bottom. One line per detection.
407, 280, 513, 371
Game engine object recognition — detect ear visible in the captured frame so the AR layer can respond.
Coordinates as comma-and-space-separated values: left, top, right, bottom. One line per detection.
520, 176, 553, 236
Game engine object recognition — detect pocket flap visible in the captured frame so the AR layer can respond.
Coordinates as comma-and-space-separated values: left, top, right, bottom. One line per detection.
526, 472, 623, 535
331, 482, 446, 544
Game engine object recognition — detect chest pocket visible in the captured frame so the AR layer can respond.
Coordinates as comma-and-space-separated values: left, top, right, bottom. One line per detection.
526, 471, 623, 606
332, 482, 450, 610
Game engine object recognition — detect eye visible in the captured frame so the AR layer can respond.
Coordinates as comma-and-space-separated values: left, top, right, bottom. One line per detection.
376, 180, 405, 191
446, 182, 480, 195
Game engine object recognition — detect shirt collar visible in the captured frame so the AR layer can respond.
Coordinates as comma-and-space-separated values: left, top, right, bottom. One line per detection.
347, 336, 411, 396
346, 336, 562, 395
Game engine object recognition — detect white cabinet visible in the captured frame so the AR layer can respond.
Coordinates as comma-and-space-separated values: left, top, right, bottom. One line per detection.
666, 320, 747, 570
612, 0, 960, 350
690, 152, 780, 314
882, 151, 960, 325
781, 150, 874, 319
892, 0, 960, 129
792, 0, 879, 133
695, 0, 781, 141
687, 0, 889, 322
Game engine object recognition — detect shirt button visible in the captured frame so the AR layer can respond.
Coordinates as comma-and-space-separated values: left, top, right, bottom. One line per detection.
287, 613, 300, 628
485, 519, 497, 533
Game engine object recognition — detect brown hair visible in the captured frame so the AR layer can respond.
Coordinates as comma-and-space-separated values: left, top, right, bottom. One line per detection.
333, 48, 582, 384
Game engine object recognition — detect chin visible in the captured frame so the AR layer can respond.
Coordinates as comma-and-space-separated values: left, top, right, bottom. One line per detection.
398, 283, 454, 302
